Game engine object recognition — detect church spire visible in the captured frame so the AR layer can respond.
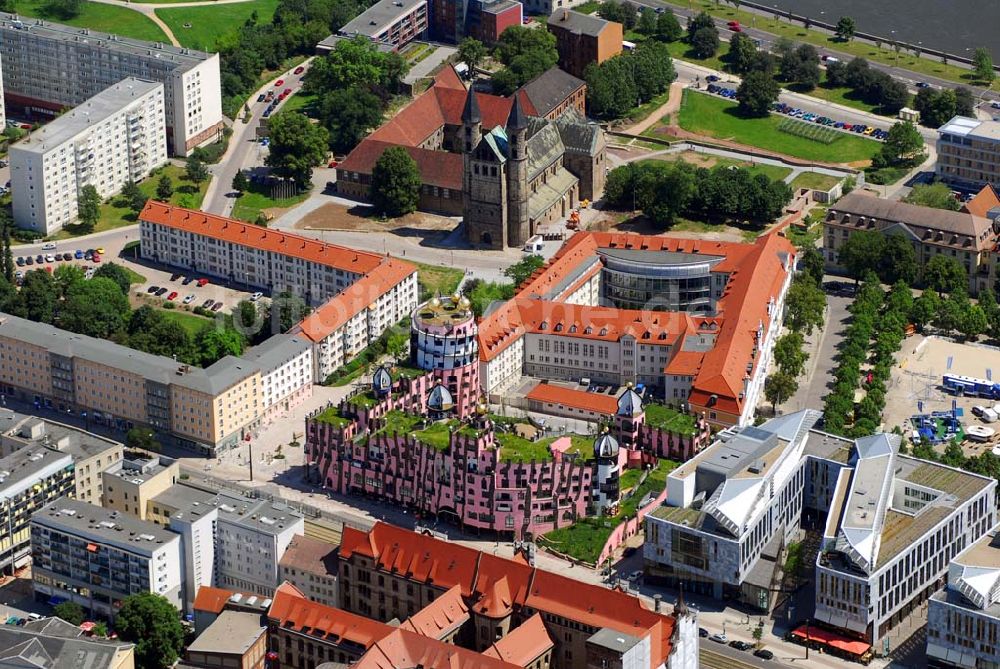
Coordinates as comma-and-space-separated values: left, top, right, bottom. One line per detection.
674, 582, 690, 617
462, 86, 481, 124
507, 93, 528, 131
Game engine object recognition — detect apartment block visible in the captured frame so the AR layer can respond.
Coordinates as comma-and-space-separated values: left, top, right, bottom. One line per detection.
10, 78, 167, 235
0, 311, 318, 455
149, 483, 219, 614
926, 529, 1000, 668
214, 494, 304, 596
546, 10, 622, 79
276, 534, 338, 608
0, 442, 74, 572
102, 454, 178, 521
31, 497, 183, 617
0, 13, 223, 155
337, 0, 427, 50
936, 116, 1000, 190
0, 409, 123, 505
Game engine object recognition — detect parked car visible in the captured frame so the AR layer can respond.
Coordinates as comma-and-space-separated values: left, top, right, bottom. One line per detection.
42, 242, 56, 251
754, 649, 774, 660
74, 249, 84, 259
91, 253, 101, 263
257, 94, 265, 102
182, 276, 194, 285
182, 294, 196, 304
628, 570, 642, 582
197, 278, 209, 287
171, 272, 182, 281
706, 74, 720, 82
44, 254, 54, 262
167, 291, 178, 301
275, 79, 284, 87
709, 633, 728, 644
699, 628, 709, 638
992, 101, 1000, 110
155, 287, 168, 296
729, 640, 753, 651
293, 66, 305, 75
15, 257, 24, 266
96, 248, 104, 255
147, 285, 160, 294
916, 81, 931, 88
202, 299, 215, 309
211, 302, 223, 312
250, 291, 264, 301
24, 256, 33, 265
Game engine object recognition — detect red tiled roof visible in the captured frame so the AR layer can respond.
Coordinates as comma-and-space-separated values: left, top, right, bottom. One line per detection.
526, 382, 618, 415
433, 87, 537, 130
355, 628, 523, 669
483, 613, 553, 666
193, 586, 233, 615
294, 259, 416, 342
400, 584, 469, 639
278, 534, 338, 575
369, 88, 446, 146
473, 553, 532, 618
339, 139, 463, 191
267, 582, 394, 651
664, 350, 704, 377
139, 201, 383, 274
962, 183, 1000, 218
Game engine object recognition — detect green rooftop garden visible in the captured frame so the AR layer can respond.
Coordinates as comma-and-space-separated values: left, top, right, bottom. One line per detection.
414, 420, 458, 451
643, 404, 698, 436
392, 360, 427, 380
496, 432, 595, 463
348, 391, 378, 409
313, 406, 350, 428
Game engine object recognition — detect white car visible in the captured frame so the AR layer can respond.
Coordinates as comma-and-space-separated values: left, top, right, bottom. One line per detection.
42, 242, 56, 251
250, 292, 263, 302
709, 633, 728, 644
44, 254, 55, 262
983, 408, 999, 424
182, 294, 196, 305
629, 570, 643, 582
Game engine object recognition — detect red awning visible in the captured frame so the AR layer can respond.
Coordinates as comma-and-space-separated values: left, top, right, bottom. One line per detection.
792, 626, 871, 655
85, 543, 97, 552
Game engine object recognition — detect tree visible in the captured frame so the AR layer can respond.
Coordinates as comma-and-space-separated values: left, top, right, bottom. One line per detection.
637, 8, 657, 35
774, 331, 808, 376
978, 287, 1000, 338
387, 329, 408, 359
195, 328, 246, 364
76, 185, 101, 232
19, 269, 58, 323
94, 263, 133, 294
910, 289, 941, 332
834, 16, 856, 41
53, 601, 85, 625
304, 35, 408, 94
914, 87, 957, 128
457, 37, 487, 76
232, 170, 250, 195
115, 592, 185, 669
959, 302, 989, 340
0, 220, 11, 284
765, 371, 798, 413
265, 111, 330, 189
44, 0, 81, 19
799, 246, 825, 286
155, 175, 174, 201
973, 47, 995, 83
736, 70, 780, 117
686, 11, 714, 40
492, 26, 559, 95
904, 183, 961, 211
121, 180, 146, 213
504, 254, 545, 286
126, 427, 159, 452
630, 41, 676, 102
825, 60, 849, 87
185, 156, 209, 184
585, 57, 639, 119
880, 233, 918, 285
318, 85, 384, 154
270, 291, 312, 333
59, 277, 130, 338
53, 264, 85, 298
370, 146, 421, 218
879, 121, 924, 166
784, 276, 826, 334
655, 11, 683, 42
955, 86, 976, 117
924, 255, 967, 295
779, 44, 821, 90
727, 33, 758, 75
690, 26, 719, 59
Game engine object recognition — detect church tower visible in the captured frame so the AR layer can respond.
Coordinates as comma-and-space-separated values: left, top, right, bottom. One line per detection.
505, 94, 530, 248
668, 586, 700, 669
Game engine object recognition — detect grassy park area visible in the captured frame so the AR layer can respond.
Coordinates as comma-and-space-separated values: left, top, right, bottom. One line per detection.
231, 184, 309, 224
644, 151, 793, 182
157, 0, 281, 51
672, 91, 880, 164
790, 171, 842, 191
14, 0, 167, 41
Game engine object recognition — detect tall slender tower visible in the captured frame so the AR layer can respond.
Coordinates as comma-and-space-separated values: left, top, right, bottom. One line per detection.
505, 94, 529, 248
668, 586, 700, 669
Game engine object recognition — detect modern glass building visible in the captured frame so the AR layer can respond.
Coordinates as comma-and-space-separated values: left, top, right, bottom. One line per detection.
598, 248, 726, 313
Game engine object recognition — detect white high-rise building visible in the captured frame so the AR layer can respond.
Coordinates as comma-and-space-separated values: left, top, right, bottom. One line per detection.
0, 14, 222, 155
10, 78, 167, 234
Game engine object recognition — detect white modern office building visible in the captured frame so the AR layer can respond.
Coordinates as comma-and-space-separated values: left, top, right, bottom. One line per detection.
214, 494, 304, 596
30, 497, 183, 617
644, 409, 997, 649
926, 529, 1000, 668
10, 78, 167, 234
936, 116, 1000, 190
0, 13, 222, 155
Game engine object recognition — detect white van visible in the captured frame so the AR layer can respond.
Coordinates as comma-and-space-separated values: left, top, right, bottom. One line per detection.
983, 408, 998, 423
523, 236, 544, 253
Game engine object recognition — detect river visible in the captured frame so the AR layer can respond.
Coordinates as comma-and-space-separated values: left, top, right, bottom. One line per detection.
765, 0, 1000, 61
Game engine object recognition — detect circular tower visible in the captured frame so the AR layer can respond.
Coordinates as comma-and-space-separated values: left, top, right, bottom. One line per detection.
592, 428, 621, 516
410, 294, 480, 417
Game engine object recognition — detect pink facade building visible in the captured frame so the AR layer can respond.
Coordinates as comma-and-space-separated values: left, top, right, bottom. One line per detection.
410, 295, 481, 418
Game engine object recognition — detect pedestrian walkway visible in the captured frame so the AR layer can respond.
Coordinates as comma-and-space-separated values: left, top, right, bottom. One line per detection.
622, 81, 685, 136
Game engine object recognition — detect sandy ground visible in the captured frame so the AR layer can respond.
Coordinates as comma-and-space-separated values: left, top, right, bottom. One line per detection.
886, 335, 1000, 455
296, 202, 457, 232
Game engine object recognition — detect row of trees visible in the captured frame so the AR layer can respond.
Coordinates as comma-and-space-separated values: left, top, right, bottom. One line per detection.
913, 85, 978, 128
464, 254, 544, 317
837, 229, 964, 291
604, 160, 793, 225
764, 266, 827, 412
585, 40, 677, 119
598, 1, 683, 42
825, 57, 910, 114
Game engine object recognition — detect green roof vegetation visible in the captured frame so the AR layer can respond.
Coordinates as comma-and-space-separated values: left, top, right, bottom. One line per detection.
392, 360, 428, 380
496, 432, 595, 463
313, 406, 350, 428
377, 411, 423, 438
414, 420, 457, 451
348, 391, 378, 409
619, 467, 643, 491
643, 404, 697, 436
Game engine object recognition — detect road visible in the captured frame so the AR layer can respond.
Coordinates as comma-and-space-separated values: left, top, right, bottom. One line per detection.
202, 58, 314, 217
631, 0, 998, 104
788, 288, 854, 413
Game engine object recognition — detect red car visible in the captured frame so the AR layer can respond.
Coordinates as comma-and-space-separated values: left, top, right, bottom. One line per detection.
328, 160, 339, 168
293, 66, 304, 75
274, 79, 284, 87
167, 291, 178, 301
91, 253, 101, 263
197, 278, 209, 287
727, 20, 741, 32
283, 88, 291, 95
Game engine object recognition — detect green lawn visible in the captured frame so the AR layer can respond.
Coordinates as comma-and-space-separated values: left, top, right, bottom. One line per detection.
281, 92, 318, 117
53, 165, 207, 241
643, 404, 697, 435
156, 0, 281, 51
643, 152, 793, 182
313, 406, 350, 428
804, 82, 883, 115
231, 183, 308, 224
664, 39, 728, 74
790, 171, 841, 191
123, 267, 147, 284
673, 91, 880, 164
161, 309, 212, 336
13, 0, 167, 41
414, 262, 464, 299
657, 0, 997, 90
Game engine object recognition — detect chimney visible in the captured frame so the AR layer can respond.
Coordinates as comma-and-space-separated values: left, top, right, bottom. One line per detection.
563, 9, 568, 20
653, 594, 662, 612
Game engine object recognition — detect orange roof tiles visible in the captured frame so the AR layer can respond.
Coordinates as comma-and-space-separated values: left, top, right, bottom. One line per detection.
962, 183, 1000, 218
339, 139, 464, 191
526, 382, 618, 416
193, 585, 234, 615
473, 553, 532, 618
355, 629, 523, 669
279, 534, 338, 575
664, 351, 705, 377
294, 259, 417, 342
268, 582, 394, 651
483, 613, 553, 666
400, 584, 469, 639
140, 201, 384, 274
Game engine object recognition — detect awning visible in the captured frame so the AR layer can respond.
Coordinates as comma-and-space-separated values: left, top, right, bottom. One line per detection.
86, 543, 97, 552
926, 642, 976, 668
792, 626, 871, 656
